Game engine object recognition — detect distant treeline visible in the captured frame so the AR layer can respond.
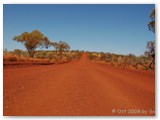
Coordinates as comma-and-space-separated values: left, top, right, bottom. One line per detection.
89, 52, 155, 70
3, 49, 83, 64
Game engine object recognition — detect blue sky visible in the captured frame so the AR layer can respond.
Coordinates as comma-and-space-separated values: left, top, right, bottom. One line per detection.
3, 4, 155, 56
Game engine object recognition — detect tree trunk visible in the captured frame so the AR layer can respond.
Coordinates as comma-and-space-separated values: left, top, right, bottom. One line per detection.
28, 50, 35, 58
59, 50, 62, 59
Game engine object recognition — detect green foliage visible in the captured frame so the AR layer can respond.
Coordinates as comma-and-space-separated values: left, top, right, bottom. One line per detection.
144, 8, 155, 69
13, 49, 22, 57
50, 41, 70, 60
148, 8, 155, 33
13, 30, 50, 57
145, 41, 155, 57
143, 41, 155, 69
89, 52, 154, 70
12, 29, 79, 64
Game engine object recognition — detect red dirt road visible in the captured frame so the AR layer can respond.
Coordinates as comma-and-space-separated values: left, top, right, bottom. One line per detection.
3, 53, 155, 116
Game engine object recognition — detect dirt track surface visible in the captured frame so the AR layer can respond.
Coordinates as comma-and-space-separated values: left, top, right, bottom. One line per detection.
3, 53, 155, 116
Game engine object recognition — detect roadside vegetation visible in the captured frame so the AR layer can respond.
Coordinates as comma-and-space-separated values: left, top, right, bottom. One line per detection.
3, 30, 82, 66
3, 49, 82, 66
89, 52, 155, 70
3, 8, 155, 69
89, 8, 155, 70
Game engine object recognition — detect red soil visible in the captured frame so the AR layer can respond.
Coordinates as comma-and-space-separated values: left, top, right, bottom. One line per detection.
3, 53, 155, 116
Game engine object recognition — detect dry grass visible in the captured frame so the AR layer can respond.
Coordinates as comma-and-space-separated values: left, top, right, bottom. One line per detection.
89, 52, 155, 70
3, 54, 75, 66
91, 60, 151, 70
3, 54, 53, 66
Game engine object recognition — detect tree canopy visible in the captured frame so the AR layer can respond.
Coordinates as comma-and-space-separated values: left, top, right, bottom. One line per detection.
13, 30, 50, 57
148, 8, 155, 33
54, 41, 70, 59
143, 8, 155, 69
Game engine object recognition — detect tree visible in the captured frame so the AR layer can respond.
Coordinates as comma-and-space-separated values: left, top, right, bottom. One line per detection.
144, 41, 155, 69
13, 30, 50, 57
148, 8, 155, 33
147, 8, 155, 69
49, 41, 58, 54
14, 49, 22, 57
57, 41, 70, 59
49, 41, 70, 60
140, 8, 155, 70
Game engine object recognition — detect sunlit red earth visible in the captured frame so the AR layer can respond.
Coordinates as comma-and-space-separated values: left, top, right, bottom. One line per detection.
3, 53, 155, 116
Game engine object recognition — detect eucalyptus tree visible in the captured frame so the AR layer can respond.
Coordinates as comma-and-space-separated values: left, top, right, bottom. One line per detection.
49, 41, 70, 59
57, 41, 70, 59
144, 41, 155, 69
140, 8, 155, 69
13, 30, 50, 57
148, 8, 155, 33
146, 8, 155, 69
